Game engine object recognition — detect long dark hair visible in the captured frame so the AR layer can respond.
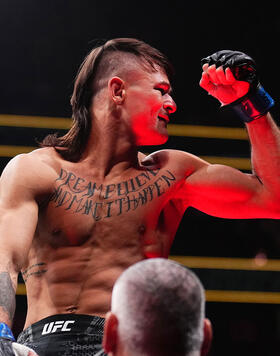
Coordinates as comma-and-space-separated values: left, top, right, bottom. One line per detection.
40, 38, 174, 161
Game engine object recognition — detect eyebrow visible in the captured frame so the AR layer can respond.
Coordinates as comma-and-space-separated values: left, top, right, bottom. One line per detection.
157, 81, 173, 94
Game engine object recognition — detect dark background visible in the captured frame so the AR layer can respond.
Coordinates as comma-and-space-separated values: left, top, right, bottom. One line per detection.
1, 1, 280, 355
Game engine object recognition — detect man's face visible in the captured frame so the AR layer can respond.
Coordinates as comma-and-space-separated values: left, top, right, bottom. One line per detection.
123, 65, 177, 146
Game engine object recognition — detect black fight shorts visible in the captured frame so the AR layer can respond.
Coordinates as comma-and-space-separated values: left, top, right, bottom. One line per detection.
17, 314, 107, 356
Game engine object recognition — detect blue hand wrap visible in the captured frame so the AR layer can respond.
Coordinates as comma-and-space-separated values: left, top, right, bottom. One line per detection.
229, 84, 274, 123
0, 323, 15, 341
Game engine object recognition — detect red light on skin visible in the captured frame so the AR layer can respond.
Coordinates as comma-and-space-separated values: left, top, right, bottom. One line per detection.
144, 251, 163, 259
124, 68, 176, 146
143, 244, 164, 259
132, 111, 169, 146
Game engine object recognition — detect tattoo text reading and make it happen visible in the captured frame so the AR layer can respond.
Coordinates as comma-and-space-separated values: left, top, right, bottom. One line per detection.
49, 168, 176, 221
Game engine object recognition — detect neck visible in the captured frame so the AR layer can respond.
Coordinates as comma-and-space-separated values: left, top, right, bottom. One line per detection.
80, 112, 140, 178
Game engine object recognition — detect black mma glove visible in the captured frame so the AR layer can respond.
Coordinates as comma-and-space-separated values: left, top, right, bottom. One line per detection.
202, 50, 258, 85
201, 50, 274, 122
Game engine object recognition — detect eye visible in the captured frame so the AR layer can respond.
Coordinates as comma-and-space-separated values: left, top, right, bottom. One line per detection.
155, 87, 166, 95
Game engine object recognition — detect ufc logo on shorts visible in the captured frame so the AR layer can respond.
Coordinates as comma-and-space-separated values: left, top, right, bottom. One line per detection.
42, 320, 75, 335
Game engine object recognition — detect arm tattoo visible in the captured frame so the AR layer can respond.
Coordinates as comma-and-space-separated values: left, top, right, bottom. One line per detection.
0, 272, 16, 323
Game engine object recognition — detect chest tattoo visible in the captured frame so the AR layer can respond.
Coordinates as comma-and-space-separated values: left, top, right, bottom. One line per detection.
48, 168, 176, 221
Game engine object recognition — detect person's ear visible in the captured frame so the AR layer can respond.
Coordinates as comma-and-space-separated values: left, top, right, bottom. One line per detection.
103, 312, 119, 354
108, 77, 126, 105
201, 318, 213, 356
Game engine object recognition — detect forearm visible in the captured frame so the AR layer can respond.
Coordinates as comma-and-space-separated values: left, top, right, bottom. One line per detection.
0, 271, 16, 327
0, 271, 38, 354
246, 113, 280, 196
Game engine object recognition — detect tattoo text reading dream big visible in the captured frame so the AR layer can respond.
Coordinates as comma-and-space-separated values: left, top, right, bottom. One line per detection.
49, 168, 176, 221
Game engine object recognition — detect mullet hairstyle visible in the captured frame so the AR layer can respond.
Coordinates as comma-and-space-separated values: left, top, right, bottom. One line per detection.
40, 38, 174, 161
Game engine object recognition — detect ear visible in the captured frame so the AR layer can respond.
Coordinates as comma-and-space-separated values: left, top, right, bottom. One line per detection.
103, 312, 119, 354
108, 77, 126, 105
200, 318, 213, 356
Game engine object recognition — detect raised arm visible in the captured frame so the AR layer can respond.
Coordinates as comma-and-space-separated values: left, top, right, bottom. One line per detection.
246, 113, 280, 199
0, 154, 38, 350
180, 50, 280, 219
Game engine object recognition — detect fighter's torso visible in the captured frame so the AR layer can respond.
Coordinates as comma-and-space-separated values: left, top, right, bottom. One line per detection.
22, 148, 189, 328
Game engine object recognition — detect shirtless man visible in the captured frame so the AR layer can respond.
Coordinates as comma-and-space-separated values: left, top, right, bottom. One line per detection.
0, 38, 279, 355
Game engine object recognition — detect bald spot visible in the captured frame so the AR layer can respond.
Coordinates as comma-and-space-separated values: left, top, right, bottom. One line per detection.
92, 51, 158, 94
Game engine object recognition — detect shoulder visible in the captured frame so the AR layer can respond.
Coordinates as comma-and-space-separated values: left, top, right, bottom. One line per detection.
0, 147, 61, 196
2, 147, 59, 176
139, 149, 209, 177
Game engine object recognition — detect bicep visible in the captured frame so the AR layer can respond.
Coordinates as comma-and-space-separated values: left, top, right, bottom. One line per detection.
0, 156, 39, 272
183, 164, 276, 218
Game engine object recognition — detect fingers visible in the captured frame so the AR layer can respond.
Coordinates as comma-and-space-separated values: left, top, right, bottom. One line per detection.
216, 66, 229, 85
199, 71, 216, 93
202, 63, 209, 71
200, 65, 237, 89
225, 67, 236, 84
207, 65, 219, 84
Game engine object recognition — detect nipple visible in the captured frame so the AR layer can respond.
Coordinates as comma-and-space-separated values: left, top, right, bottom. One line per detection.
138, 224, 146, 235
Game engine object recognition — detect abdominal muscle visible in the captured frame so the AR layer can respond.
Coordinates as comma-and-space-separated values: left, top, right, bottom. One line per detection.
22, 174, 183, 329
22, 226, 168, 329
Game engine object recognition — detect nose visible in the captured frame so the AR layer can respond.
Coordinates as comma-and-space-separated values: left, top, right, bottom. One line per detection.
163, 96, 177, 114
